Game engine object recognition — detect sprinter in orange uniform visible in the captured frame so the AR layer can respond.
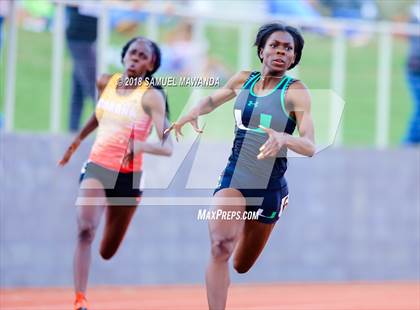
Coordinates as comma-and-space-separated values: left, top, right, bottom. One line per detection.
59, 37, 172, 310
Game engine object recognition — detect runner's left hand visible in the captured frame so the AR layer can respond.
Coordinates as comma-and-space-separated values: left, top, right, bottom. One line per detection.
257, 126, 288, 160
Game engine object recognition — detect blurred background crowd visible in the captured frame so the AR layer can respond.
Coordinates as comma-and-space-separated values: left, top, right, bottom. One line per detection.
0, 0, 419, 145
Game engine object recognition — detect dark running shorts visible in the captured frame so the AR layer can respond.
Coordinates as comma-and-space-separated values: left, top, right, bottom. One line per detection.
79, 161, 143, 206
214, 178, 289, 224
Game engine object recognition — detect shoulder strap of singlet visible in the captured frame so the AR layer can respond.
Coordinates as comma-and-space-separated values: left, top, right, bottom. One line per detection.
103, 73, 148, 99
280, 76, 299, 123
101, 73, 121, 96
241, 71, 261, 89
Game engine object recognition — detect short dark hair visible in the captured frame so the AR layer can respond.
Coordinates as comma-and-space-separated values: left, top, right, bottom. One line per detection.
254, 22, 304, 70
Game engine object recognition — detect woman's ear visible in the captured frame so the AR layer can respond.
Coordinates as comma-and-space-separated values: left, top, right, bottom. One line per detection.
122, 53, 128, 66
147, 54, 156, 72
259, 47, 264, 61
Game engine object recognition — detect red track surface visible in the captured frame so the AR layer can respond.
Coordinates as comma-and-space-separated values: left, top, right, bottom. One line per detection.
1, 282, 419, 310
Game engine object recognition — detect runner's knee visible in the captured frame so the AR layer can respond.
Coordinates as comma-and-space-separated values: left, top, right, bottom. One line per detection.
210, 237, 235, 262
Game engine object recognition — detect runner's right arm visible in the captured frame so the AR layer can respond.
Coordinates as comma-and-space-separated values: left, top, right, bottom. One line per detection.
58, 74, 111, 166
165, 71, 250, 140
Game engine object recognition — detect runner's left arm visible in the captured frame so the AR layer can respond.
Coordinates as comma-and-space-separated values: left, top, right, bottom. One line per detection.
133, 87, 173, 157
258, 81, 315, 159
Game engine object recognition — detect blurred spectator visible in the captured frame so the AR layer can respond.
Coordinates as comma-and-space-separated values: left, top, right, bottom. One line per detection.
266, 0, 321, 21
65, 4, 97, 132
403, 2, 420, 145
319, 0, 377, 20
319, 0, 377, 46
0, 0, 9, 131
20, 0, 54, 32
265, 0, 326, 35
320, 0, 363, 19
160, 21, 205, 75
160, 20, 231, 81
0, 0, 9, 53
108, 0, 175, 36
110, 0, 148, 35
105, 2, 231, 80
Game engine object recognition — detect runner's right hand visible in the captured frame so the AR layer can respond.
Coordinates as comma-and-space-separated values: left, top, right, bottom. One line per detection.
58, 137, 81, 166
164, 113, 203, 142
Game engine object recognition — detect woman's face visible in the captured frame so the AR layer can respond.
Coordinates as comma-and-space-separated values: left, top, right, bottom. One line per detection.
123, 39, 155, 78
259, 31, 296, 74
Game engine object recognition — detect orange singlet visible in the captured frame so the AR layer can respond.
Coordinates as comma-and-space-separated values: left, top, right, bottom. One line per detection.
89, 73, 153, 173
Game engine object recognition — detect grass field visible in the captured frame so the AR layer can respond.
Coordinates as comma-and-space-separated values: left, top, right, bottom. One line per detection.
0, 23, 412, 146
